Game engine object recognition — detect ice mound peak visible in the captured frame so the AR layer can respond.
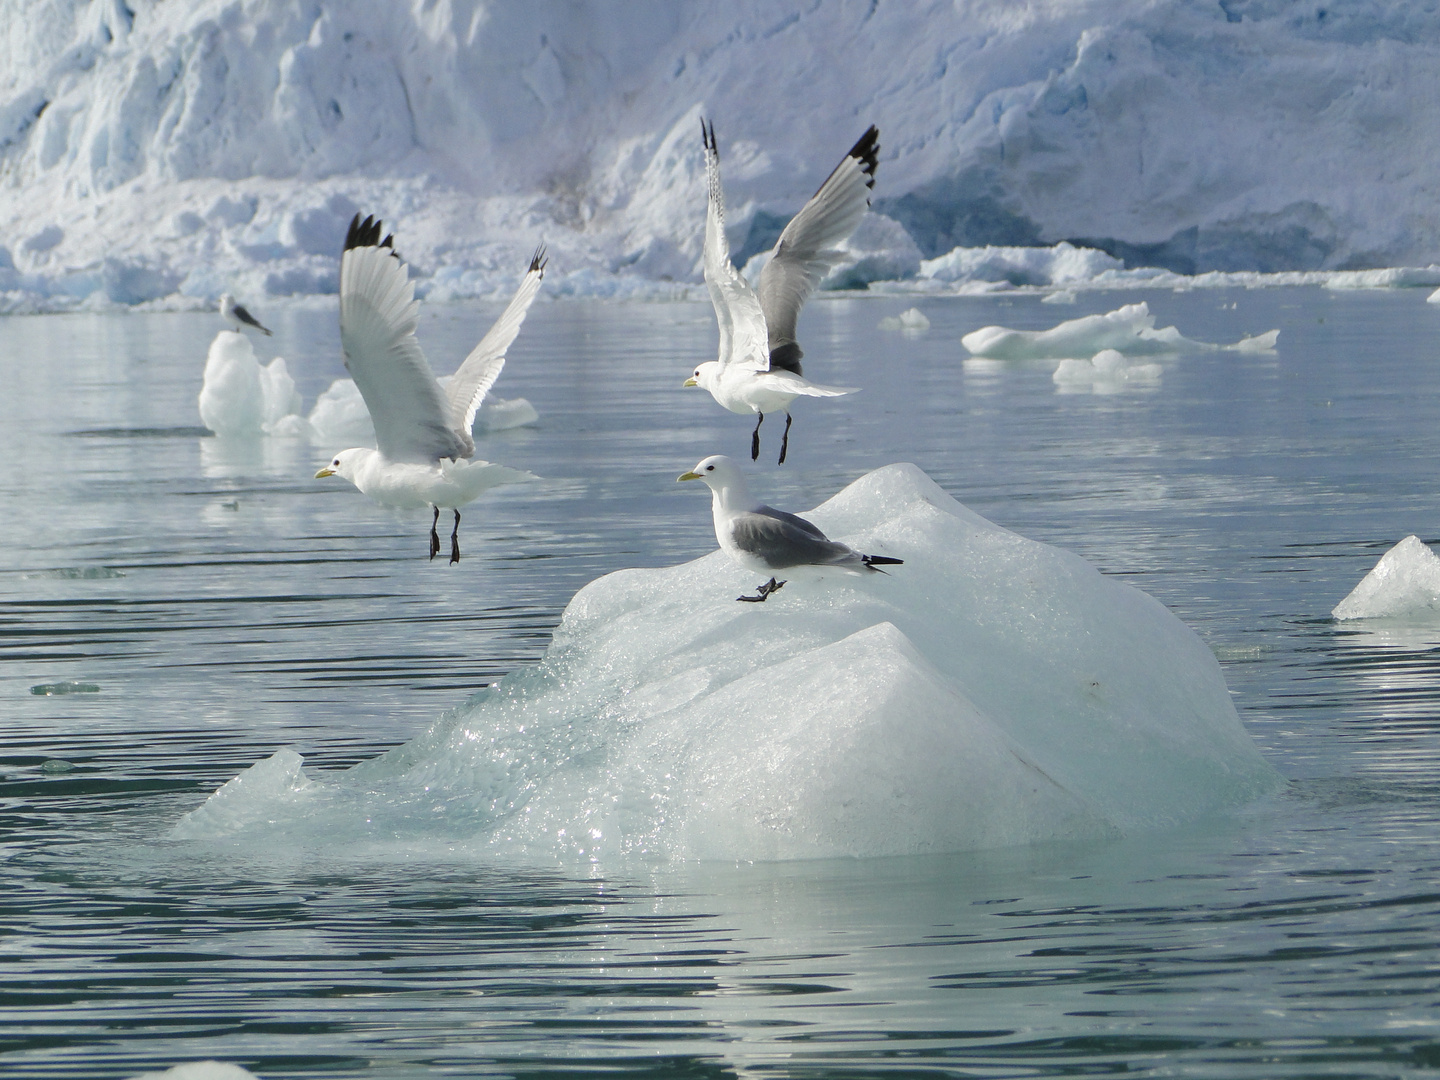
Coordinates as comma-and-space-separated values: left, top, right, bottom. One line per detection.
1333, 536, 1440, 621
962, 302, 1279, 360
196, 331, 302, 438
174, 463, 1281, 862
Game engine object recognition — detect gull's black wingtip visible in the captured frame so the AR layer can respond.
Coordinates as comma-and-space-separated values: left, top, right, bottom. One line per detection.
701, 116, 716, 155
529, 244, 548, 275
343, 213, 397, 256
849, 125, 880, 186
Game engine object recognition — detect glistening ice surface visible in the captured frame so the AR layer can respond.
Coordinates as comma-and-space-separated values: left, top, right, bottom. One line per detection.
4, 288, 1440, 1077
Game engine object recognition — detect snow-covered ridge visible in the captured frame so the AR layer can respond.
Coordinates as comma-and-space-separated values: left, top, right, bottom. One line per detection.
5, 0, 1440, 310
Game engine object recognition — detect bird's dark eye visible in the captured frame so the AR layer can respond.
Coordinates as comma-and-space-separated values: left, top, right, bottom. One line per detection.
705, 465, 714, 471
332, 459, 339, 466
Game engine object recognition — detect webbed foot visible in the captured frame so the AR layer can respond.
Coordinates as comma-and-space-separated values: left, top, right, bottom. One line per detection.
737, 577, 786, 603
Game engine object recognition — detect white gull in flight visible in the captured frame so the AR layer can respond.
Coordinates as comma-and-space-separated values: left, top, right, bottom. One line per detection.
678, 454, 902, 602
219, 293, 273, 336
315, 214, 544, 563
684, 120, 877, 464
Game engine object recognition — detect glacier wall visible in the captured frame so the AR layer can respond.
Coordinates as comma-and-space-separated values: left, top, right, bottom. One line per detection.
4, 0, 1440, 306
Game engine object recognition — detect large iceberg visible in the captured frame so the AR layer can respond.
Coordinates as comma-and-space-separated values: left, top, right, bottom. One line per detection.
174, 464, 1282, 862
6, 1, 1440, 309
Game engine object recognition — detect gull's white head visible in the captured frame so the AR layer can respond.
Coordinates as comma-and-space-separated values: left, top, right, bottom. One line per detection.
677, 454, 750, 502
315, 447, 369, 483
683, 360, 722, 392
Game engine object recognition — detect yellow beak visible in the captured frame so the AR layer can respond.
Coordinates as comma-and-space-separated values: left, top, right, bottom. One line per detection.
677, 471, 701, 482
315, 467, 335, 478
682, 376, 698, 387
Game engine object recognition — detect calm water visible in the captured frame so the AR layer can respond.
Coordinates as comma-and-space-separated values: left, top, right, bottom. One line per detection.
3, 288, 1440, 1078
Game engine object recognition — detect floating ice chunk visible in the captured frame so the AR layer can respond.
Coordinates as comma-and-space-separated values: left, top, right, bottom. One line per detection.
1053, 349, 1162, 392
920, 241, 1122, 287
305, 378, 375, 447
305, 377, 539, 449
1332, 536, 1440, 621
30, 680, 99, 695
1042, 289, 1078, 304
1234, 329, 1281, 352
197, 331, 303, 437
962, 302, 1278, 360
1429, 286, 1440, 304
128, 1062, 260, 1080
174, 464, 1281, 862
877, 307, 930, 333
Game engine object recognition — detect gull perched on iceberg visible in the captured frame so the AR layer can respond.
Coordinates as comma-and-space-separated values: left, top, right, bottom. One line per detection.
315, 214, 543, 563
679, 454, 902, 601
685, 121, 877, 464
219, 293, 273, 336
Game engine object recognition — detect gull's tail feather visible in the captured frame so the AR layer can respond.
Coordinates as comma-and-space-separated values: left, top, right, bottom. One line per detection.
862, 554, 903, 574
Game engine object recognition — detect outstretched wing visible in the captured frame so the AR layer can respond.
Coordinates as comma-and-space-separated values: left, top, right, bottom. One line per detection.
757, 125, 878, 375
445, 246, 547, 452
701, 119, 770, 373
338, 213, 467, 464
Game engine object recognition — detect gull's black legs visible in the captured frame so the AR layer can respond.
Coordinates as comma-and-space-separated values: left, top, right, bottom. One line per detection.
450, 509, 461, 565
751, 413, 764, 461
429, 506, 441, 560
737, 577, 786, 603
777, 412, 793, 465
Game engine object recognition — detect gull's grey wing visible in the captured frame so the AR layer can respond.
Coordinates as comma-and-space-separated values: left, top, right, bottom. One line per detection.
702, 120, 770, 372
445, 246, 547, 453
233, 302, 273, 335
729, 508, 861, 570
757, 125, 878, 375
339, 214, 467, 464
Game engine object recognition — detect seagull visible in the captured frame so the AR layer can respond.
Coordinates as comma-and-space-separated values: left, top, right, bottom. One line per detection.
219, 293, 273, 336
684, 121, 878, 464
678, 454, 902, 602
315, 213, 544, 563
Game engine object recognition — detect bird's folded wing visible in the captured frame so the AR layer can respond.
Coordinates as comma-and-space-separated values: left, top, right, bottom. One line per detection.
446, 247, 547, 446
757, 126, 879, 367
731, 509, 856, 568
702, 120, 770, 373
339, 219, 467, 464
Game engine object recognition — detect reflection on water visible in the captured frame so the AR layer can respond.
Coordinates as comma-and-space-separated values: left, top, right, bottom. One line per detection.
3, 289, 1440, 1077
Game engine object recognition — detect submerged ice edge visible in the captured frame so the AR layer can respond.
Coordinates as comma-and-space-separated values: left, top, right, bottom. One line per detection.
172, 463, 1284, 864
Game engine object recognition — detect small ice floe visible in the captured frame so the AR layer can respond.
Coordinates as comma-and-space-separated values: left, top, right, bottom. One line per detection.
962, 301, 1279, 360
1332, 536, 1440, 620
128, 1062, 261, 1080
1427, 286, 1440, 304
877, 307, 930, 333
1042, 289, 1078, 304
1053, 349, 1162, 392
197, 332, 303, 438
30, 680, 99, 695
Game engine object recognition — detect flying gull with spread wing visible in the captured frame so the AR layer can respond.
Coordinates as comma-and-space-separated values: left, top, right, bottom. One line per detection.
684, 121, 878, 464
315, 214, 544, 563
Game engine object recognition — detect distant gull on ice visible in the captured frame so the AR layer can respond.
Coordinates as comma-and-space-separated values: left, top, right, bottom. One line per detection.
679, 454, 902, 602
219, 293, 273, 336
685, 120, 877, 464
314, 213, 543, 563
